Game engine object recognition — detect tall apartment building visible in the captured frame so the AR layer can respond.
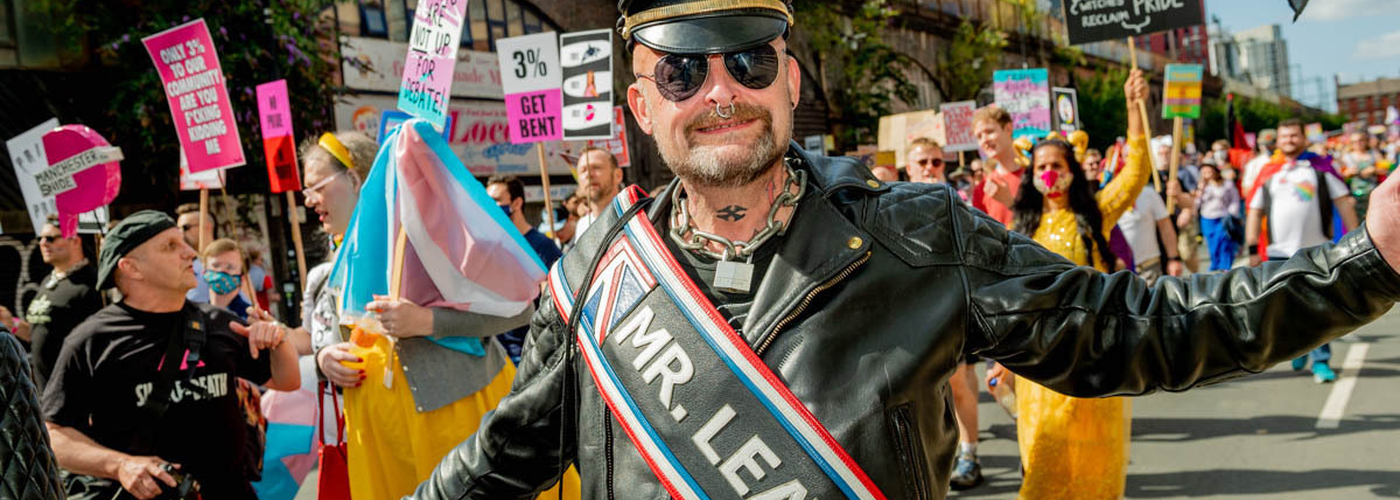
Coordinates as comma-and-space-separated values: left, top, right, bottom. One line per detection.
1232, 24, 1292, 97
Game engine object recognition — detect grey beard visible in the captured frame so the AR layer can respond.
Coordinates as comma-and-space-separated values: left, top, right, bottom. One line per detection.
661, 131, 783, 188
649, 95, 790, 189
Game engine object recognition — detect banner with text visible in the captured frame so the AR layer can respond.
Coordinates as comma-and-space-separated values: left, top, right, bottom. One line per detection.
994, 68, 1051, 140
257, 79, 302, 193
142, 19, 245, 173
497, 33, 563, 144
1062, 0, 1206, 45
940, 101, 978, 153
1052, 87, 1080, 134
559, 29, 614, 140
1162, 64, 1203, 119
397, 0, 471, 130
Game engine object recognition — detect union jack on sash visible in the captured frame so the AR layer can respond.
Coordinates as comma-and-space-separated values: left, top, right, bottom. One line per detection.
549, 186, 886, 500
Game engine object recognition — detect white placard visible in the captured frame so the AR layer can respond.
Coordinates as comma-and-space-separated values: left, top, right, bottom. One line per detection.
5, 118, 60, 232
33, 146, 124, 197
496, 32, 562, 94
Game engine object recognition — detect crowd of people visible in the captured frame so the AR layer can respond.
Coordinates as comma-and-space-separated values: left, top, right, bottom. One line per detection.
1, 2, 1399, 500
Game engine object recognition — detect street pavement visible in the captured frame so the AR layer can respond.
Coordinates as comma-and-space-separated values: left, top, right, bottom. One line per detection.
952, 303, 1400, 499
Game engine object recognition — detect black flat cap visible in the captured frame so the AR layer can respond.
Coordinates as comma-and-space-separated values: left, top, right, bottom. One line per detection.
618, 0, 792, 54
97, 210, 177, 290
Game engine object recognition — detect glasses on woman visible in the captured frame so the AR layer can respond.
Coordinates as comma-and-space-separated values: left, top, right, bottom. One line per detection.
303, 169, 351, 202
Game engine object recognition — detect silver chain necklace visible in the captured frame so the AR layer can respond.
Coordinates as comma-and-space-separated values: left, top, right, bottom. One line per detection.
669, 161, 805, 294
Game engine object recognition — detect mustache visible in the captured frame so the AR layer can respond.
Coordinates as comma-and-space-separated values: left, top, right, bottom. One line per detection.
685, 103, 772, 137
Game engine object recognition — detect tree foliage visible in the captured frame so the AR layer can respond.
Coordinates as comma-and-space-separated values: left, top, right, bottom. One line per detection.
32, 0, 340, 198
932, 20, 1008, 103
793, 0, 919, 149
1074, 68, 1129, 151
1197, 96, 1350, 147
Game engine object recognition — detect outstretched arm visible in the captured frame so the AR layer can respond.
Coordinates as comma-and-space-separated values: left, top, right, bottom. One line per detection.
953, 175, 1400, 397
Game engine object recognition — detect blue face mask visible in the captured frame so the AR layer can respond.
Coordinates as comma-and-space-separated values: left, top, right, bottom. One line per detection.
498, 204, 513, 216
203, 270, 241, 295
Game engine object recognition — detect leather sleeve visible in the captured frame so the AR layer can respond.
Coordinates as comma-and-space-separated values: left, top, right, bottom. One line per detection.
1, 330, 65, 499
406, 291, 576, 499
953, 199, 1400, 397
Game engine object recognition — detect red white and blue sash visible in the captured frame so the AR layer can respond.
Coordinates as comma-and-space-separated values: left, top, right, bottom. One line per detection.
548, 186, 885, 500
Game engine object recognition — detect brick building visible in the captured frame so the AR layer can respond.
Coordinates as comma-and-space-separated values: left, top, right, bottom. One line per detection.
1336, 77, 1400, 126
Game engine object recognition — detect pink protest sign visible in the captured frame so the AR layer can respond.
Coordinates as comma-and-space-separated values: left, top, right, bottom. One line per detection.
939, 101, 978, 153
37, 125, 122, 238
397, 0, 472, 130
257, 79, 294, 138
495, 33, 562, 144
257, 79, 301, 193
142, 19, 245, 173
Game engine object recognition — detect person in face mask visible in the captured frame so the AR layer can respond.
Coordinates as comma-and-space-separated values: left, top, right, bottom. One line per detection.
997, 67, 1152, 500
203, 238, 252, 320
485, 175, 562, 363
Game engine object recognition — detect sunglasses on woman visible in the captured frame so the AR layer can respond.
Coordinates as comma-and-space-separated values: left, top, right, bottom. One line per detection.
635, 44, 781, 102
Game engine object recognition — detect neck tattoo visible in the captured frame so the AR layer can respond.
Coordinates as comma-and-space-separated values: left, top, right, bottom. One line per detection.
670, 160, 806, 294
716, 205, 748, 222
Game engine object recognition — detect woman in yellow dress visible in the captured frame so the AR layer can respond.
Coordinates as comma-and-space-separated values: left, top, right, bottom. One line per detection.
1003, 68, 1151, 500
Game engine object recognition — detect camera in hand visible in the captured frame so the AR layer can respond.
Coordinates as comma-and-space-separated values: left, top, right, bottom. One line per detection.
156, 463, 201, 500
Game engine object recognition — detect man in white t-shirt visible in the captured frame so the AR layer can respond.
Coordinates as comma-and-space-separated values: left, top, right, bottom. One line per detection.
1117, 188, 1183, 285
1245, 119, 1359, 383
1241, 129, 1277, 197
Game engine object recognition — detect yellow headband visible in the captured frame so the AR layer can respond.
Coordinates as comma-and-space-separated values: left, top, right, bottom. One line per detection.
620, 0, 793, 40
318, 132, 355, 171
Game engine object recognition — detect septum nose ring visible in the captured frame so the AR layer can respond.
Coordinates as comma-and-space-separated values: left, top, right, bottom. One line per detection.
716, 102, 735, 119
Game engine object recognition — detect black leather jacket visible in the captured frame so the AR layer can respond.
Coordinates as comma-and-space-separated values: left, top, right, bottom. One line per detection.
1, 328, 65, 499
409, 144, 1400, 500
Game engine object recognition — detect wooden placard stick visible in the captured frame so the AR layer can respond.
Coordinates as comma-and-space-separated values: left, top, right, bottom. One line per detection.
199, 188, 212, 304
286, 192, 308, 290
1127, 37, 1163, 193
536, 143, 559, 244
389, 226, 409, 301
1167, 117, 1184, 213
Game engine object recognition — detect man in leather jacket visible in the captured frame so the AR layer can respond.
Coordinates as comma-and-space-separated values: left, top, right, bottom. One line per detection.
407, 2, 1400, 499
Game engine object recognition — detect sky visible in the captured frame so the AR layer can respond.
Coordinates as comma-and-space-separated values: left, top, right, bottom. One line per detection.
1206, 0, 1400, 111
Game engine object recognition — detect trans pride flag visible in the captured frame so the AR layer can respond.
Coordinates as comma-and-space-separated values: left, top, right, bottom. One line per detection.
330, 119, 547, 355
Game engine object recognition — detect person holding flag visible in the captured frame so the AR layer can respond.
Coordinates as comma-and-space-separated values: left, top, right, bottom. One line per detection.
248, 124, 577, 500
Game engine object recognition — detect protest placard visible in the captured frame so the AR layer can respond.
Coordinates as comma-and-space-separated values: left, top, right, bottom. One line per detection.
256, 79, 301, 193
179, 148, 225, 191
1305, 122, 1325, 143
939, 101, 978, 153
6, 118, 60, 232
498, 33, 563, 144
877, 110, 946, 169
559, 29, 614, 141
1062, 0, 1205, 45
142, 19, 244, 173
397, 0, 471, 130
1052, 87, 1080, 134
38, 125, 123, 238
1162, 64, 1203, 119
994, 69, 1051, 140
586, 106, 632, 166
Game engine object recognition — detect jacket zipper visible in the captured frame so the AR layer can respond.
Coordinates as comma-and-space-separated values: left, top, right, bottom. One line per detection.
604, 410, 615, 500
891, 405, 930, 500
755, 251, 870, 357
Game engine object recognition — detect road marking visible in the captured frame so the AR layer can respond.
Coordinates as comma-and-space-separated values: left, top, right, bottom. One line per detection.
1315, 342, 1370, 429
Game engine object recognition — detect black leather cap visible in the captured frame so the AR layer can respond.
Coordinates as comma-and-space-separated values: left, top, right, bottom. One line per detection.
618, 0, 792, 54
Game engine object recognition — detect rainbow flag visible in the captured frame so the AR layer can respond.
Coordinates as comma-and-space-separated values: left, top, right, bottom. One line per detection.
330, 119, 547, 355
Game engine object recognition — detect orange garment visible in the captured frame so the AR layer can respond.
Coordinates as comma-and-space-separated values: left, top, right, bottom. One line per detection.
973, 163, 1025, 225
1016, 135, 1148, 500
